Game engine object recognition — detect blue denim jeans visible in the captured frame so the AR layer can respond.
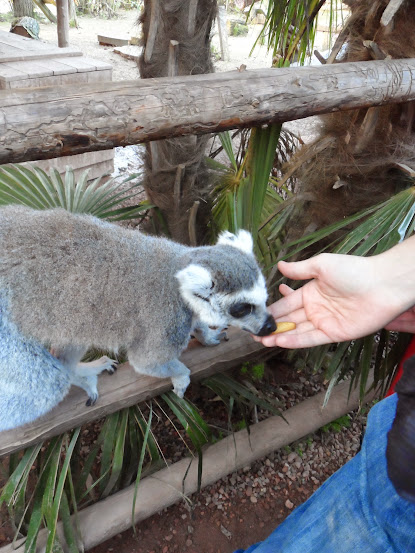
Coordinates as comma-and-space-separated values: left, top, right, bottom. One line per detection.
234, 394, 415, 553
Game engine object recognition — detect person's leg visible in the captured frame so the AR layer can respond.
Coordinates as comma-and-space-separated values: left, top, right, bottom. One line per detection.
234, 395, 415, 553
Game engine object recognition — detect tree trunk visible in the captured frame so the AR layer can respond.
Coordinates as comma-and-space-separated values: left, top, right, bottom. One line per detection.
1, 61, 415, 165
139, 0, 217, 245
13, 0, 33, 17
285, 0, 415, 242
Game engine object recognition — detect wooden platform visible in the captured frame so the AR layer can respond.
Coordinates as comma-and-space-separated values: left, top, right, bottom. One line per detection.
0, 31, 82, 64
0, 30, 114, 178
0, 329, 267, 457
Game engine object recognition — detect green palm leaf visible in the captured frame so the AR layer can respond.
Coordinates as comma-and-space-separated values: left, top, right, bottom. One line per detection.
0, 164, 150, 221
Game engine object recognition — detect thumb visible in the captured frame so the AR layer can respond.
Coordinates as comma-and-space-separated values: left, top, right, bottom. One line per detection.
278, 257, 321, 281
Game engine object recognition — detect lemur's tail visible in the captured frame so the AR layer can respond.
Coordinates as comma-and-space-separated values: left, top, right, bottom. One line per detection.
0, 290, 70, 432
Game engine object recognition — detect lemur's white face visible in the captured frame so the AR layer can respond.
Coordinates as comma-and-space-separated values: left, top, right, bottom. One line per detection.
176, 231, 276, 336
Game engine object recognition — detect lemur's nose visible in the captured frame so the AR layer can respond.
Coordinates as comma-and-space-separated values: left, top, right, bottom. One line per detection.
256, 314, 277, 336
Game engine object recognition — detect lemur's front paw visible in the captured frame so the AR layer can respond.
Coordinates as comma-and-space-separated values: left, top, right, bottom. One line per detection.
193, 326, 228, 347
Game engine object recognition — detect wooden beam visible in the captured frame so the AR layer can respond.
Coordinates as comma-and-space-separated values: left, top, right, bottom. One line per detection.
0, 329, 267, 457
1, 59, 415, 164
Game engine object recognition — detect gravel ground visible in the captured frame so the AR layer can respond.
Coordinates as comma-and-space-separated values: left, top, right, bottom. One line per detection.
89, 362, 371, 553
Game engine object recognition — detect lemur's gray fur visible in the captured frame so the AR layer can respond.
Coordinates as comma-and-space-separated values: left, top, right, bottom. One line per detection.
0, 206, 276, 431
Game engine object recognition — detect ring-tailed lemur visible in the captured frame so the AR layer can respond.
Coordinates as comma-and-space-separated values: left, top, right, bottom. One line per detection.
0, 205, 276, 431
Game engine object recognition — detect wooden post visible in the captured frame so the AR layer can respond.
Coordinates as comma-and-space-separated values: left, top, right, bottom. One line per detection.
217, 5, 230, 62
168, 40, 179, 77
56, 0, 70, 48
188, 0, 198, 35
144, 0, 160, 63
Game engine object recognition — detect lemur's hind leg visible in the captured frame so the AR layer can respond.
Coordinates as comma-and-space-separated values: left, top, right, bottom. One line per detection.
128, 351, 191, 398
52, 347, 117, 406
52, 345, 88, 371
75, 356, 119, 376
72, 356, 119, 406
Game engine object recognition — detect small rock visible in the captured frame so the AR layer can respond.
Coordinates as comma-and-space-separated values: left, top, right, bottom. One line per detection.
250, 496, 258, 504
287, 452, 297, 463
220, 525, 232, 540
285, 499, 294, 509
186, 539, 193, 547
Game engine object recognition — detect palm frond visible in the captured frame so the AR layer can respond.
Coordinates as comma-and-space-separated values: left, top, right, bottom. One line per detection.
251, 0, 341, 65
0, 164, 150, 221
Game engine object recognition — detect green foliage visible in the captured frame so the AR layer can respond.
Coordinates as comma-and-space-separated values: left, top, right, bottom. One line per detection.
203, 373, 284, 437
321, 415, 351, 434
250, 0, 340, 65
0, 164, 150, 221
241, 361, 265, 381
231, 22, 249, 36
234, 419, 247, 431
209, 125, 295, 271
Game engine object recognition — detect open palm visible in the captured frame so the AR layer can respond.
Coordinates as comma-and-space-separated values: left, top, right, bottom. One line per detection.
257, 254, 412, 349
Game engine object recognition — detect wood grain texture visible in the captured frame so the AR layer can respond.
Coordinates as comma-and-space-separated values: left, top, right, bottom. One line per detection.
0, 329, 266, 457
1, 59, 415, 163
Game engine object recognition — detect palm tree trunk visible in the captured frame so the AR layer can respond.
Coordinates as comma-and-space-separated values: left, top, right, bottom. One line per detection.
139, 0, 217, 245
287, 0, 415, 242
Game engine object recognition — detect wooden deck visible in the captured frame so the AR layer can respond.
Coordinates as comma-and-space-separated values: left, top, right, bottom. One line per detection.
0, 30, 112, 89
0, 30, 114, 177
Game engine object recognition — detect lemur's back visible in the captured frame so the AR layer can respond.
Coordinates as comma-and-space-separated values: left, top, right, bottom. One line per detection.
0, 206, 187, 349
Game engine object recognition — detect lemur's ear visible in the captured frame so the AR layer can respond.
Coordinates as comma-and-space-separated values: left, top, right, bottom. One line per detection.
217, 230, 253, 255
175, 264, 214, 300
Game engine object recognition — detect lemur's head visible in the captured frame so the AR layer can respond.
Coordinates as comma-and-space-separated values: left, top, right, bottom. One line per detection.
176, 230, 276, 336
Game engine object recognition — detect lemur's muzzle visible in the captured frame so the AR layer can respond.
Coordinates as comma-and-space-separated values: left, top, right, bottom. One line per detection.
255, 314, 277, 336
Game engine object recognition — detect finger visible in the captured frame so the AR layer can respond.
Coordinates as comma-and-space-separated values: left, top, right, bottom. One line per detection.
255, 320, 315, 347
275, 307, 309, 325
278, 258, 321, 281
279, 283, 295, 297
262, 327, 332, 349
267, 289, 304, 319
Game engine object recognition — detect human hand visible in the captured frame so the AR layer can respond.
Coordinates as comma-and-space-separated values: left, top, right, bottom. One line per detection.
255, 251, 415, 349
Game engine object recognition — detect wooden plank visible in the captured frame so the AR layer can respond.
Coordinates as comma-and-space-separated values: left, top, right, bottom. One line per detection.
97, 34, 130, 47
2, 61, 54, 78
0, 63, 28, 87
0, 31, 82, 62
0, 329, 266, 457
82, 57, 113, 71
31, 58, 80, 75
47, 56, 96, 73
63, 56, 113, 71
0, 59, 415, 164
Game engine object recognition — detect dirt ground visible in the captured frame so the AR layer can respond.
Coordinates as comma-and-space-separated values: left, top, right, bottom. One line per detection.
0, 9, 350, 553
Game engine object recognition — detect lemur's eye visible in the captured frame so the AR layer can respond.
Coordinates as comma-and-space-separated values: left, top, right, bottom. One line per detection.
229, 303, 254, 318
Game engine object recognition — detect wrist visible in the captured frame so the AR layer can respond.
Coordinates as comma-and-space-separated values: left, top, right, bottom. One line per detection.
373, 236, 415, 315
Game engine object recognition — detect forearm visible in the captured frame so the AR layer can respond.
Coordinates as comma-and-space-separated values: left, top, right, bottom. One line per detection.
373, 234, 415, 315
